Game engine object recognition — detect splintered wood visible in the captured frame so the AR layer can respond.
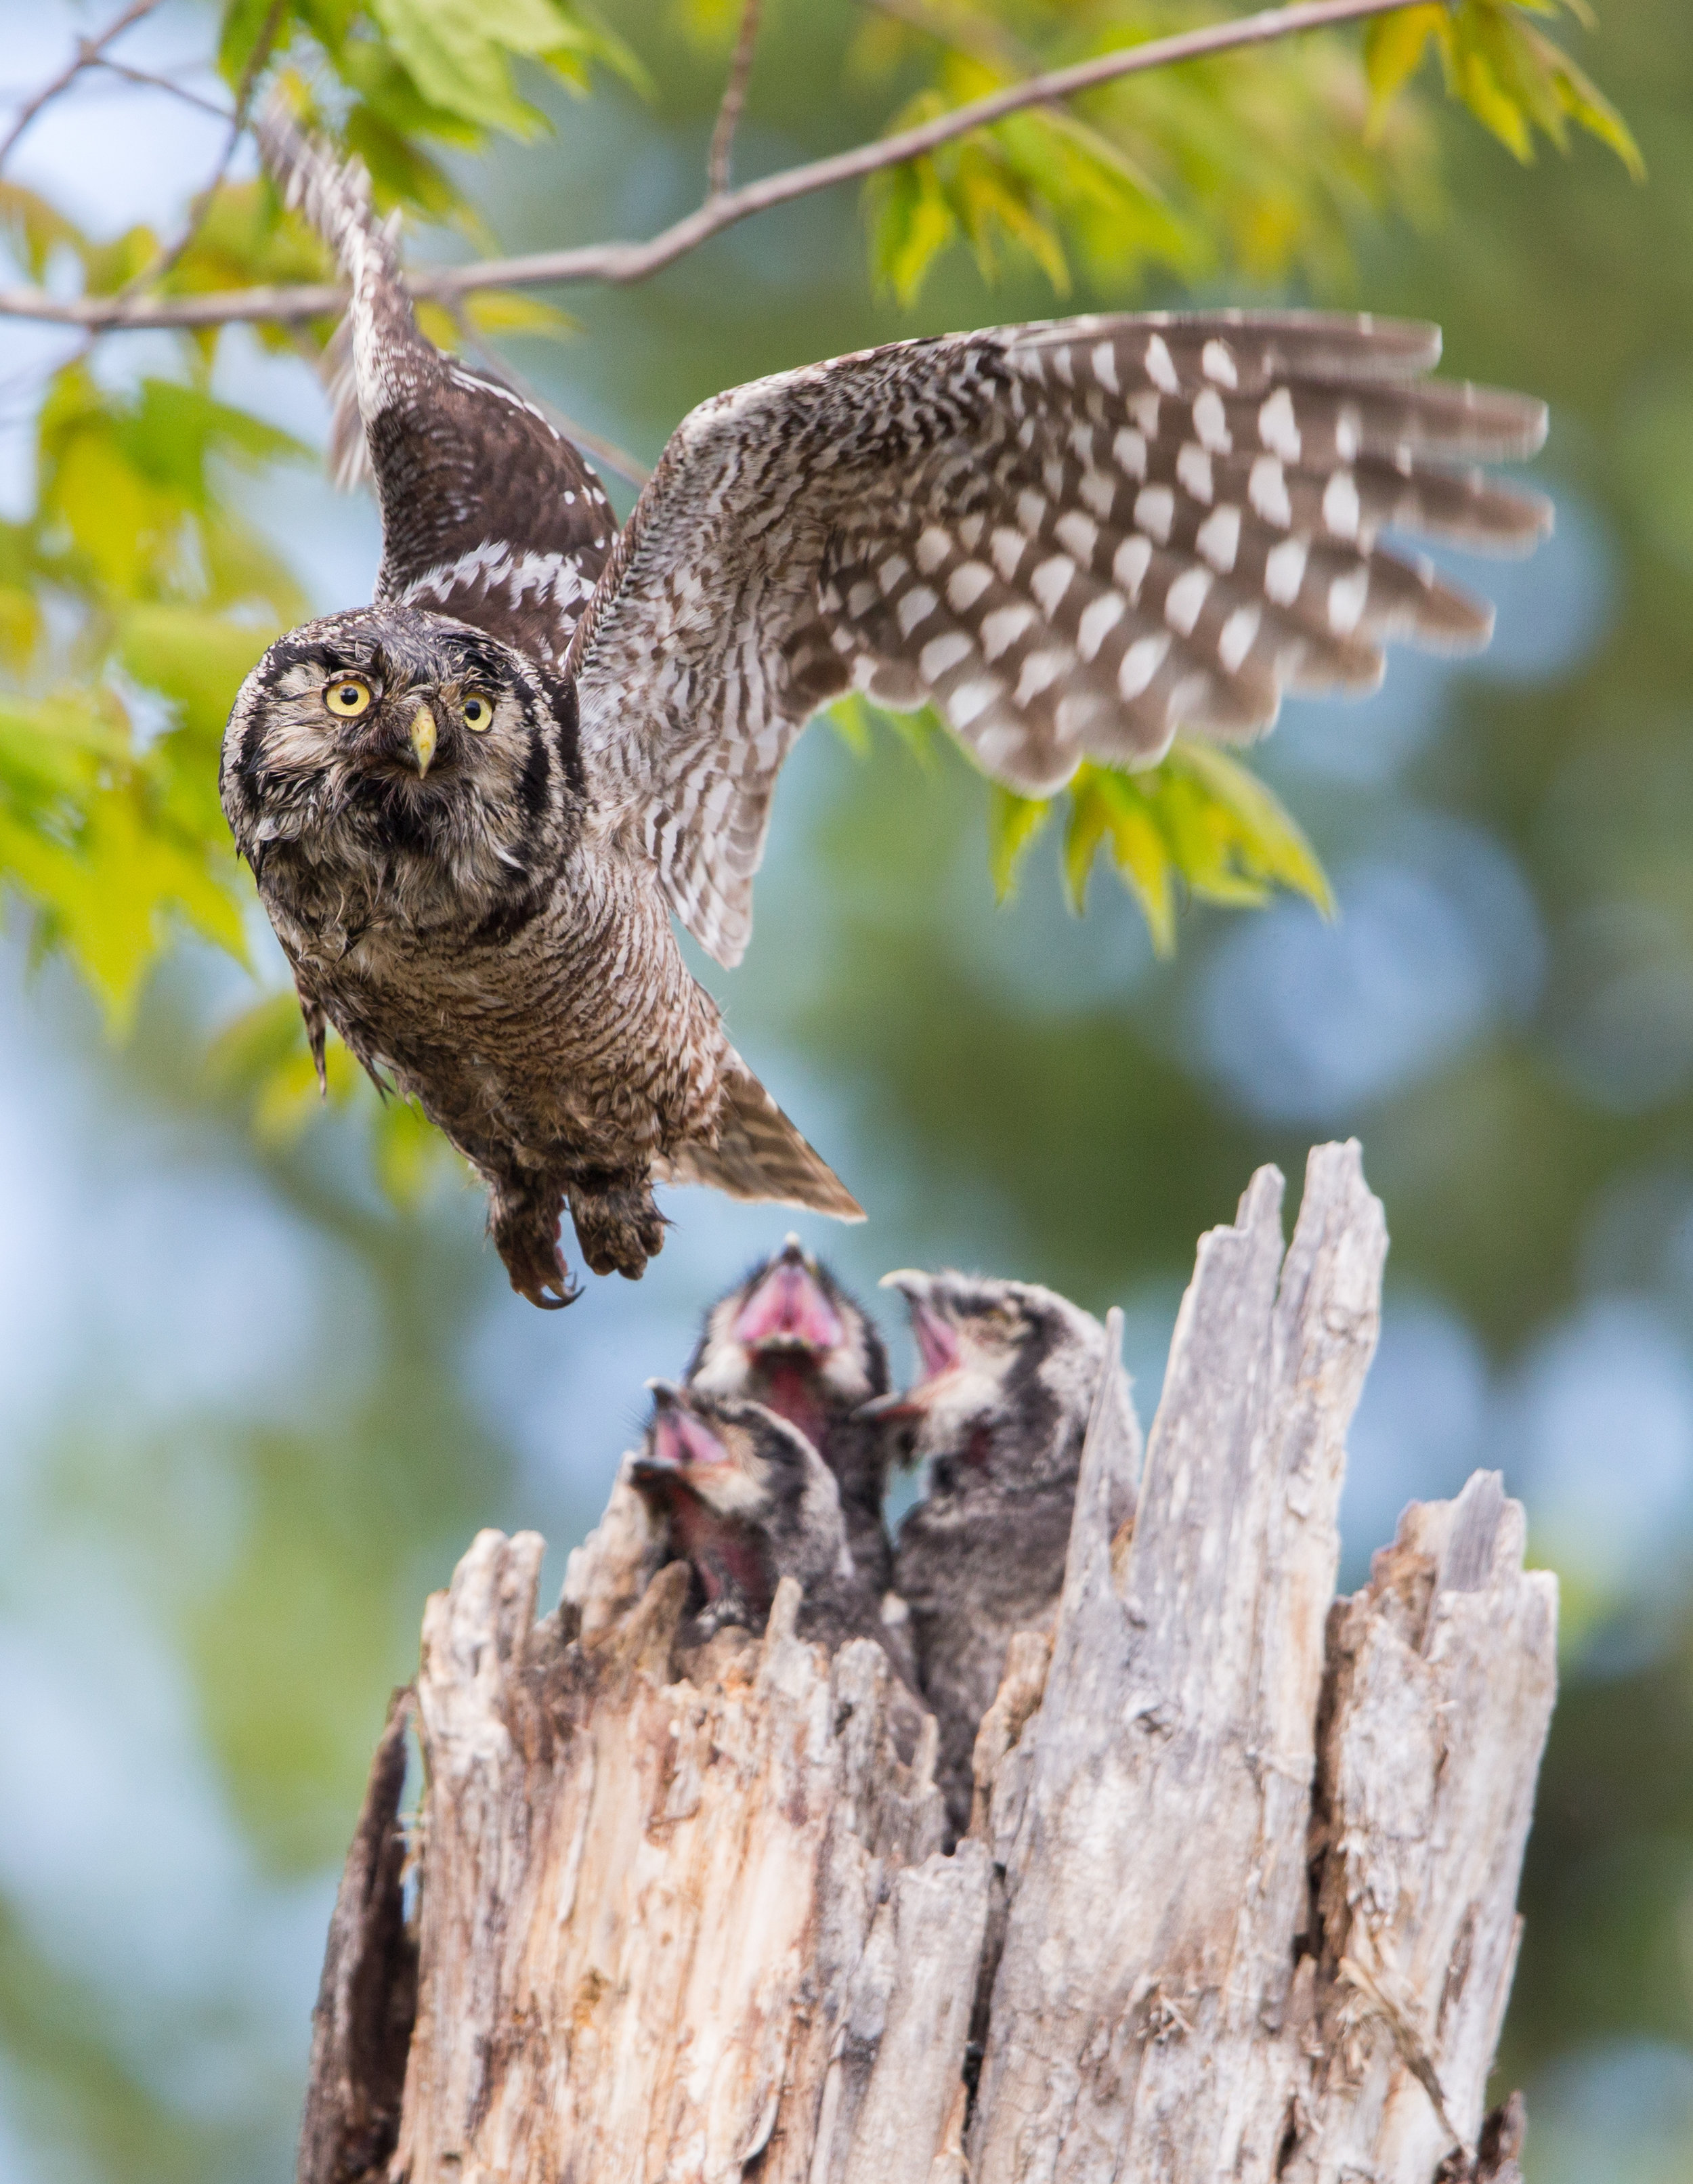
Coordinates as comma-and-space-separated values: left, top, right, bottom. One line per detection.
300, 1142, 1558, 2184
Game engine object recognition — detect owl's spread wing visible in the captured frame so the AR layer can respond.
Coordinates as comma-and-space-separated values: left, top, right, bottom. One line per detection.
259, 104, 614, 671
568, 312, 1549, 968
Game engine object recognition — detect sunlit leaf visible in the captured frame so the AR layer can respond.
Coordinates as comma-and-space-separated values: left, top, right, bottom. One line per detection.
827, 694, 874, 758
1363, 3, 1446, 137
328, 41, 488, 156
1060, 777, 1109, 916
866, 133, 960, 306
463, 288, 578, 339
0, 179, 85, 280
206, 988, 366, 1142
1062, 740, 1332, 943
80, 225, 166, 297
1079, 769, 1179, 956
3, 780, 245, 1032
345, 100, 475, 220
49, 429, 159, 596
987, 783, 1050, 904
0, 584, 43, 670
1516, 17, 1644, 177
823, 692, 943, 769
1157, 741, 1334, 916
119, 608, 278, 743
123, 381, 309, 507
672, 0, 751, 43
0, 691, 123, 817
1428, 1, 1643, 176
366, 0, 616, 136
166, 177, 334, 301
218, 0, 296, 87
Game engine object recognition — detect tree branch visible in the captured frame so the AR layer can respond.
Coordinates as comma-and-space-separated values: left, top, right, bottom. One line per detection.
0, 0, 163, 173
706, 0, 764, 200
0, 0, 1425, 333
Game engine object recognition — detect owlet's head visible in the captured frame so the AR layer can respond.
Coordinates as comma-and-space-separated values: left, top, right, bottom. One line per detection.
632, 1382, 853, 1627
219, 603, 575, 913
870, 1270, 1108, 1492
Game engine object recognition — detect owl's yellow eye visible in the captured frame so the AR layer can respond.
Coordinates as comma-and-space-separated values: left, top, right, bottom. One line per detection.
323, 675, 373, 719
463, 691, 494, 732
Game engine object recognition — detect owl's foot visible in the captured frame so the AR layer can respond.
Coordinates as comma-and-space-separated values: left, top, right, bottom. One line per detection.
569, 1175, 669, 1281
490, 1185, 582, 1309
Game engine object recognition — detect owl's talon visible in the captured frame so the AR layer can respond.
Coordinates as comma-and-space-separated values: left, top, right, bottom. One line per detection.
569, 1175, 667, 1284
491, 1188, 581, 1310
511, 1260, 582, 1309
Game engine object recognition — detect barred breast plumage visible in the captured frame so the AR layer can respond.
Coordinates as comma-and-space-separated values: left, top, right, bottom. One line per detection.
219, 100, 1550, 1312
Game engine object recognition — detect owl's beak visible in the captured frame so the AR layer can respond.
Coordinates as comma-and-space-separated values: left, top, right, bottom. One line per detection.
407, 702, 439, 777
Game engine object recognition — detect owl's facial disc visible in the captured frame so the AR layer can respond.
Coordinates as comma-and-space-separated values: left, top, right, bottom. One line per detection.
236, 613, 535, 797
222, 606, 565, 912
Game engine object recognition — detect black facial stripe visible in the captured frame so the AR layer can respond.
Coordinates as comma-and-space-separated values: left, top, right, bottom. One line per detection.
517, 729, 551, 824
235, 701, 280, 794
544, 668, 586, 793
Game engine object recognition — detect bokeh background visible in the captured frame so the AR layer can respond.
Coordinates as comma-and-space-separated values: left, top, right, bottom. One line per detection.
1, 1, 1690, 2177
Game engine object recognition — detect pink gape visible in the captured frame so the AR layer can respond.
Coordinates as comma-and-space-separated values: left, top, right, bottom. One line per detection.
732, 1247, 846, 1358
648, 1400, 732, 1476
906, 1298, 960, 1382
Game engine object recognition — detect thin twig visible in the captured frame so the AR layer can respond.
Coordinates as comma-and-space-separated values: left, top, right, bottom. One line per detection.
124, 0, 288, 295
0, 0, 163, 172
450, 308, 651, 486
0, 0, 1428, 333
91, 59, 236, 123
706, 0, 764, 200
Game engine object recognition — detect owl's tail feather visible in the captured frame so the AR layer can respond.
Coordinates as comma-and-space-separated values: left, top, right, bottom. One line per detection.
254, 95, 411, 490
658, 1061, 865, 1221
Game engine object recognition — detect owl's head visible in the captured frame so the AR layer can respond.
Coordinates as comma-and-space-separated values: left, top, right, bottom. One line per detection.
221, 603, 578, 924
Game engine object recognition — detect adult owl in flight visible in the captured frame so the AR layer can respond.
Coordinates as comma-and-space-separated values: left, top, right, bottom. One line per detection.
221, 106, 1548, 1309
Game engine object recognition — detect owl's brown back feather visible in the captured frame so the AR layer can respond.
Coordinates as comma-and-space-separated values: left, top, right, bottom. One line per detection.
258, 102, 616, 672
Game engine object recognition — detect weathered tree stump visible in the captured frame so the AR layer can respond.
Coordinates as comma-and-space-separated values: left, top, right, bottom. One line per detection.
299, 1142, 1557, 2184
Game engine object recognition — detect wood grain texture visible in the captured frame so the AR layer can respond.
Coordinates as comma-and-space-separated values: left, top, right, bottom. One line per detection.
970, 1140, 1388, 2182
301, 1141, 1557, 2184
389, 1535, 976, 2184
1288, 1476, 1557, 2181
295, 1688, 415, 2184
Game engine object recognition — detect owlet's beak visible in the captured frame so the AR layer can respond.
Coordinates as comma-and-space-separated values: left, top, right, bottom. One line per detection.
408, 702, 439, 777
731, 1239, 845, 1358
858, 1270, 962, 1420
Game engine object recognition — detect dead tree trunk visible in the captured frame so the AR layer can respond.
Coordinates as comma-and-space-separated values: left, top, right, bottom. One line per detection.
299, 1142, 1556, 2184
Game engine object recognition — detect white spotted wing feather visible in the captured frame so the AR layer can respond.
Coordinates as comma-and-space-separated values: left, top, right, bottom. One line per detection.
570, 310, 1549, 968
